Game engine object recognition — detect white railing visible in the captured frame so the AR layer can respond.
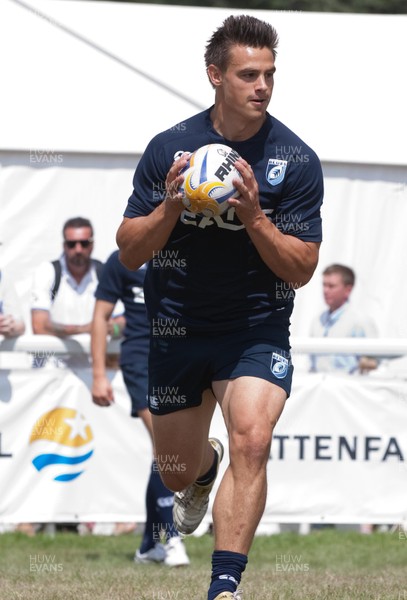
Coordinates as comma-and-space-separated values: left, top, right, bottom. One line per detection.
1, 335, 407, 356
291, 337, 407, 356
0, 334, 121, 355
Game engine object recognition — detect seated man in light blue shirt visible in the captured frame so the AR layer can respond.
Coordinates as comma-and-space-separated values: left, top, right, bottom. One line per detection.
310, 264, 378, 373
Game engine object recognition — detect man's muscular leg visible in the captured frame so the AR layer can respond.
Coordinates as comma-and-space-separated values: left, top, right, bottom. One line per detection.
207, 376, 286, 598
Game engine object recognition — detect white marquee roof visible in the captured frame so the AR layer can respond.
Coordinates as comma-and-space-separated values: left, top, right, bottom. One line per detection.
1, 0, 406, 164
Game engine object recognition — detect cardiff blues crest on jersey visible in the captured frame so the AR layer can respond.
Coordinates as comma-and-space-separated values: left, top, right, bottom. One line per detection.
266, 159, 288, 186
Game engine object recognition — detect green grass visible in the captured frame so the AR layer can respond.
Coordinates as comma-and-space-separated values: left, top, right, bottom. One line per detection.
0, 530, 406, 599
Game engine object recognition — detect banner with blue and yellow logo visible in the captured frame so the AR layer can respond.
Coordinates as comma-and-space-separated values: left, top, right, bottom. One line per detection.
0, 368, 406, 524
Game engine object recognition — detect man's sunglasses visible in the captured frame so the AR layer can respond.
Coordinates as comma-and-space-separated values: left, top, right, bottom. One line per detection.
64, 239, 93, 249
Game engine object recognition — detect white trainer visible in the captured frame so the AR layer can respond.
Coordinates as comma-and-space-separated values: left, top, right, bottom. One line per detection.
134, 542, 166, 564
163, 535, 190, 567
173, 437, 224, 535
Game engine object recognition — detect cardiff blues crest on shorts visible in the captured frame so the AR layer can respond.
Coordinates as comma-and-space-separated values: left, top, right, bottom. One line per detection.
149, 395, 160, 410
271, 352, 289, 379
266, 159, 288, 186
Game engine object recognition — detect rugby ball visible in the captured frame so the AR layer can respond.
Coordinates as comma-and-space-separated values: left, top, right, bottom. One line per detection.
179, 143, 242, 217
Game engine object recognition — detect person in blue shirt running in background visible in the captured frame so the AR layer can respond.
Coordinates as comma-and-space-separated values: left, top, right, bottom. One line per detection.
91, 250, 189, 567
117, 14, 323, 600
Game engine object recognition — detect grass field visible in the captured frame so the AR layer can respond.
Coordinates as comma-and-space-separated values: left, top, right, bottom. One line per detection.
0, 529, 406, 600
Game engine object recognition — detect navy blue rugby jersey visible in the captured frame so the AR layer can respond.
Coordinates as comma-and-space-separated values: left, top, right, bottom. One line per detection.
94, 250, 149, 364
124, 108, 323, 334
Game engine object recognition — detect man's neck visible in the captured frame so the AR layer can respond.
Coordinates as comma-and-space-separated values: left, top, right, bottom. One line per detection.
328, 301, 348, 315
68, 266, 89, 284
210, 105, 266, 142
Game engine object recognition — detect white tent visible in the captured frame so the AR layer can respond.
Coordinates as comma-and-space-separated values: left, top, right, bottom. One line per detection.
1, 0, 406, 337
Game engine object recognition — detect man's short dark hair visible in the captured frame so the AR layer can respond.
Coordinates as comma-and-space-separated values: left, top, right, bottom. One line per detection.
62, 217, 93, 238
204, 15, 279, 74
323, 264, 355, 287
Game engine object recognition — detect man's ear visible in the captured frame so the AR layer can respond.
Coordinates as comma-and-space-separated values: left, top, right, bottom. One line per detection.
207, 64, 223, 87
344, 284, 353, 299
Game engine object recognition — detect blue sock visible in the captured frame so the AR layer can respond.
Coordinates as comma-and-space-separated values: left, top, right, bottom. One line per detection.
139, 461, 177, 553
207, 550, 248, 600
196, 446, 218, 486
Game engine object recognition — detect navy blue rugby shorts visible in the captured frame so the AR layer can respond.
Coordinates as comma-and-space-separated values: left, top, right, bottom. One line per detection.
148, 308, 294, 416
121, 351, 149, 418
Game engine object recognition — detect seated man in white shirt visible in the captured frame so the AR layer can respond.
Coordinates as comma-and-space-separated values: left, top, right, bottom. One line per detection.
31, 216, 122, 368
31, 217, 102, 338
310, 264, 378, 374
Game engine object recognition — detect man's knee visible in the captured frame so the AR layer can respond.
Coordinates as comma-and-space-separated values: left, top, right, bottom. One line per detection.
229, 428, 272, 469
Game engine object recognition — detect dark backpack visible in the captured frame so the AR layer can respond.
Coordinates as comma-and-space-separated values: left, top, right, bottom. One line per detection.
50, 259, 104, 302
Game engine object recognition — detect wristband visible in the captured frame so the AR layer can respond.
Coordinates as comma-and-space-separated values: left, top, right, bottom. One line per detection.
112, 323, 121, 338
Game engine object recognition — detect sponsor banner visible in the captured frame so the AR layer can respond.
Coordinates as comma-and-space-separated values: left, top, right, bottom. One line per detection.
0, 369, 406, 523
0, 368, 152, 522
263, 373, 407, 523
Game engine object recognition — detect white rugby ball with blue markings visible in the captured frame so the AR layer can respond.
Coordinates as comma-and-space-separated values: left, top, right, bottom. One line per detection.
179, 143, 242, 217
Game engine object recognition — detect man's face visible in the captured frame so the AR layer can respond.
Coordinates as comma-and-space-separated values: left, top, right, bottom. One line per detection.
63, 226, 93, 269
323, 273, 353, 312
209, 45, 275, 123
